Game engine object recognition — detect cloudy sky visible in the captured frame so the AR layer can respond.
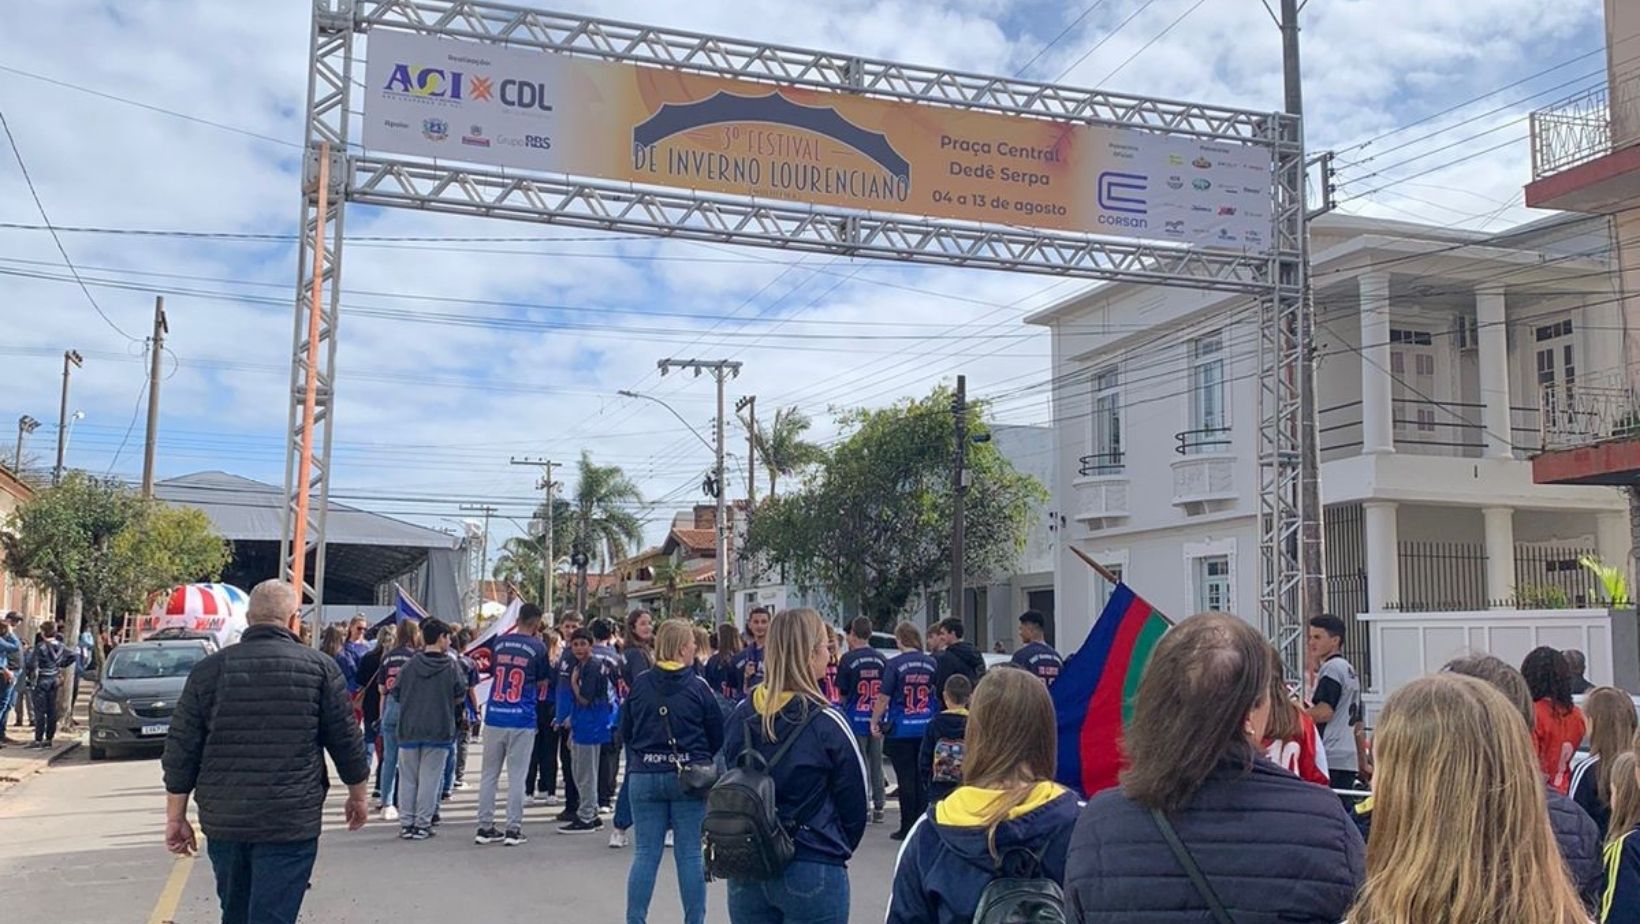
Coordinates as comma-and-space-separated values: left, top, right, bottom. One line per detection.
0, 0, 1607, 566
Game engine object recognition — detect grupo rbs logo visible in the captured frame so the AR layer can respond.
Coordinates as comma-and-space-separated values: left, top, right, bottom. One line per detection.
1096, 171, 1148, 229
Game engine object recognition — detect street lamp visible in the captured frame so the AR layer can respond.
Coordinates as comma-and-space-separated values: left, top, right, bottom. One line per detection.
14, 415, 39, 474
617, 389, 715, 453
54, 350, 82, 485
61, 411, 85, 470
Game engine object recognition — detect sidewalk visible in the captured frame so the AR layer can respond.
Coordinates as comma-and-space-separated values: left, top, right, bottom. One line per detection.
0, 700, 90, 793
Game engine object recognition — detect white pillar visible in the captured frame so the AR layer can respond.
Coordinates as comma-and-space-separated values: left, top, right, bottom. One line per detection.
1482, 506, 1516, 608
1360, 272, 1395, 454
1364, 501, 1399, 611
1476, 285, 1512, 459
1597, 511, 1630, 571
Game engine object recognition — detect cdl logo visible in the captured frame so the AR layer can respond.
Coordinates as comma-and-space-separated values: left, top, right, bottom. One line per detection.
1097, 171, 1148, 215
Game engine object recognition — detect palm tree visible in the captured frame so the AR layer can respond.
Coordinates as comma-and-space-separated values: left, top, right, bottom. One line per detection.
750, 406, 825, 497
563, 451, 644, 613
648, 559, 687, 617
491, 536, 547, 608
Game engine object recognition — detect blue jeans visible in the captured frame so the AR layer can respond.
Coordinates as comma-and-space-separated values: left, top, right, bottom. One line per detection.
626, 772, 706, 924
615, 766, 634, 830
727, 860, 849, 924
205, 838, 319, 924
380, 701, 401, 808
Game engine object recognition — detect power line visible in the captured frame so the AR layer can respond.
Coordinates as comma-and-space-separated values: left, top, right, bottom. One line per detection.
1095, 0, 1209, 86
1013, 1, 1109, 78
1052, 0, 1164, 82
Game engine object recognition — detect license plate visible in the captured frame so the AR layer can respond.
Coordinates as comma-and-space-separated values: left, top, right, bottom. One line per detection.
140, 724, 169, 737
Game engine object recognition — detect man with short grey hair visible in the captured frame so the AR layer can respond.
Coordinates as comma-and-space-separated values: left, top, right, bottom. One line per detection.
1564, 648, 1593, 695
163, 579, 369, 924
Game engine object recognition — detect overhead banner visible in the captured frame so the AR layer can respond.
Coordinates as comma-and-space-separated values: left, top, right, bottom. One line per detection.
362, 30, 1274, 253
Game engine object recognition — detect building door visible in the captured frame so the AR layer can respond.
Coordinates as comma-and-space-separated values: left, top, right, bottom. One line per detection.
1027, 588, 1056, 646
1535, 318, 1576, 411
1389, 328, 1437, 441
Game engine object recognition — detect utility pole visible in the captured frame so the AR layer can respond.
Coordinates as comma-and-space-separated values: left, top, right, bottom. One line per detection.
141, 297, 168, 499
14, 415, 38, 475
54, 350, 82, 486
950, 375, 968, 623
460, 503, 498, 607
1278, 0, 1326, 633
736, 395, 757, 508
659, 358, 743, 623
511, 457, 558, 614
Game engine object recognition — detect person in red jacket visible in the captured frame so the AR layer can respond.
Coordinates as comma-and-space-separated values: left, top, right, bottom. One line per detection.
1522, 646, 1586, 795
1259, 646, 1330, 787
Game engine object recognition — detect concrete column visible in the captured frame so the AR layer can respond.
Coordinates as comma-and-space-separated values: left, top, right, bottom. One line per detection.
1598, 510, 1631, 572
1363, 501, 1400, 611
1360, 272, 1395, 454
1476, 286, 1513, 459
1482, 506, 1516, 608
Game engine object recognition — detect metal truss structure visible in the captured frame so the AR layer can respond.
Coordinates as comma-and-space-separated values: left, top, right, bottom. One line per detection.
289, 0, 1308, 659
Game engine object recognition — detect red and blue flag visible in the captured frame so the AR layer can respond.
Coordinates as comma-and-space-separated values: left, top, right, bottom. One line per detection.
1052, 582, 1170, 797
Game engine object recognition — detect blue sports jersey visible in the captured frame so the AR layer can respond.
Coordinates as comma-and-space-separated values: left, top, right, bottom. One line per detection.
485, 633, 550, 729
1011, 641, 1064, 687
882, 650, 938, 739
835, 647, 888, 737
728, 644, 766, 699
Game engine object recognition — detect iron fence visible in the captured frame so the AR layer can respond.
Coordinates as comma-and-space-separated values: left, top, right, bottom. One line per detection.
1324, 503, 1371, 687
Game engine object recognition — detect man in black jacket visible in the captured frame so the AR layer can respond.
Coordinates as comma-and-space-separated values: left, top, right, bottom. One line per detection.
162, 580, 369, 924
929, 617, 985, 709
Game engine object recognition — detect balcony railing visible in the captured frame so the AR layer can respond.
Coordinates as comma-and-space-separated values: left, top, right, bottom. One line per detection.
1175, 427, 1232, 455
1078, 451, 1124, 477
1539, 371, 1640, 451
1318, 399, 1539, 459
1530, 70, 1640, 179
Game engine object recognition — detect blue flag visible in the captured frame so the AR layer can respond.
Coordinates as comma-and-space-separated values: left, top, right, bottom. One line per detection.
369, 584, 429, 633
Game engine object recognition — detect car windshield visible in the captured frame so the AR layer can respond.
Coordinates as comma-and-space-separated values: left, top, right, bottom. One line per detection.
105, 647, 205, 680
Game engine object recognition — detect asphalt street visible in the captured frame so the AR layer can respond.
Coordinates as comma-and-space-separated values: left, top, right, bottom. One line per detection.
0, 744, 906, 922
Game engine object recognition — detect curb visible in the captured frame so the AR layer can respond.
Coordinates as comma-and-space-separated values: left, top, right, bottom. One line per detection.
0, 737, 85, 794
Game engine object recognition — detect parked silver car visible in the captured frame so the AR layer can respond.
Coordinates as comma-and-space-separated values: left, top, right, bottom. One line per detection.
88, 639, 212, 760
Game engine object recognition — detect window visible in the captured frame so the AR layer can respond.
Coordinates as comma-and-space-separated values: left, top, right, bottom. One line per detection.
1187, 333, 1228, 454
1390, 329, 1437, 435
1089, 367, 1122, 473
1093, 561, 1125, 617
1535, 318, 1576, 405
1194, 556, 1231, 613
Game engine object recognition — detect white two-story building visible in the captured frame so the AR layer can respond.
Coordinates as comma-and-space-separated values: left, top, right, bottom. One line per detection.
1028, 213, 1633, 673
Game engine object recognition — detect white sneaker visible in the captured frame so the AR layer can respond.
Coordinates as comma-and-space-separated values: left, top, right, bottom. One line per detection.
608, 828, 630, 849
664, 831, 674, 848
382, 806, 399, 822
529, 794, 545, 805
544, 794, 562, 806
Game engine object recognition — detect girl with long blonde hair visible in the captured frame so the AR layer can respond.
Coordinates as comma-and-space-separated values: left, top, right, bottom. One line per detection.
887, 667, 1078, 924
1603, 749, 1640, 923
1572, 686, 1639, 839
1346, 673, 1587, 924
722, 608, 869, 924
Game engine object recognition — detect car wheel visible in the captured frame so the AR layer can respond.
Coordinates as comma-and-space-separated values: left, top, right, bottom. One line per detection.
89, 744, 107, 761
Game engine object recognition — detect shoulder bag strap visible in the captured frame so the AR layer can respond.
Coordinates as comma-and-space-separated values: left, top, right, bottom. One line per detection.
1151, 808, 1235, 924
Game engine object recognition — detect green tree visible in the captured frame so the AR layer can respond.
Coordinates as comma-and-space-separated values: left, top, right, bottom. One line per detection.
561, 451, 644, 611
3, 472, 229, 709
491, 536, 548, 608
745, 387, 1044, 626
749, 406, 825, 497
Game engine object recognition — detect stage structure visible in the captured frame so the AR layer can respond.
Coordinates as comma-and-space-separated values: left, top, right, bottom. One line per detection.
283, 0, 1309, 667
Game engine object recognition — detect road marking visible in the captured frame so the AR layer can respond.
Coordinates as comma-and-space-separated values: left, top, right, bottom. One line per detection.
146, 853, 195, 924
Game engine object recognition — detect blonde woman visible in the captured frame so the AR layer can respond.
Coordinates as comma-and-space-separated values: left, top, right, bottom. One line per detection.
1573, 686, 1639, 839
887, 667, 1078, 924
621, 620, 723, 924
721, 608, 869, 924
1602, 749, 1640, 923
1346, 673, 1588, 924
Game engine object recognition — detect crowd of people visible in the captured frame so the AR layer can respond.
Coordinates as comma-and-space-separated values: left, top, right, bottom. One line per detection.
0, 612, 96, 749
155, 579, 1640, 924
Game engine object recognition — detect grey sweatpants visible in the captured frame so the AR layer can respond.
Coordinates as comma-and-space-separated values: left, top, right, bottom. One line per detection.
477, 726, 536, 831
398, 746, 447, 830
856, 733, 886, 811
571, 741, 602, 825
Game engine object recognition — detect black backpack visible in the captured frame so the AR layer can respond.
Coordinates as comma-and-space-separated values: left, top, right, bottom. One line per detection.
703, 706, 823, 881
971, 846, 1067, 924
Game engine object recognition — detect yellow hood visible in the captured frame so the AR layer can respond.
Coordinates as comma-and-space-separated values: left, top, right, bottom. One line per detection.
935, 781, 1067, 827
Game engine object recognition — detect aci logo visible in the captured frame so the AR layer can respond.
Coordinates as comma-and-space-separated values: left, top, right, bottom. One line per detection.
422, 118, 449, 141
385, 65, 472, 100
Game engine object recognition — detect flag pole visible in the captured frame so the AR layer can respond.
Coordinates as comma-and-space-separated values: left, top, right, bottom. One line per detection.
1069, 546, 1123, 587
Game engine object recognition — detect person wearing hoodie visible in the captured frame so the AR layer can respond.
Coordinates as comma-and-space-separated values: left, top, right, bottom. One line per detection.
560, 627, 617, 834
930, 618, 985, 709
889, 667, 1079, 924
390, 618, 465, 841
723, 607, 869, 924
610, 608, 657, 850
620, 619, 724, 924
918, 674, 972, 807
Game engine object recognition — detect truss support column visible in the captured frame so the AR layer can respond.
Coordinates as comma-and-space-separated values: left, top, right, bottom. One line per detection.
282, 0, 355, 633
1258, 109, 1308, 678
